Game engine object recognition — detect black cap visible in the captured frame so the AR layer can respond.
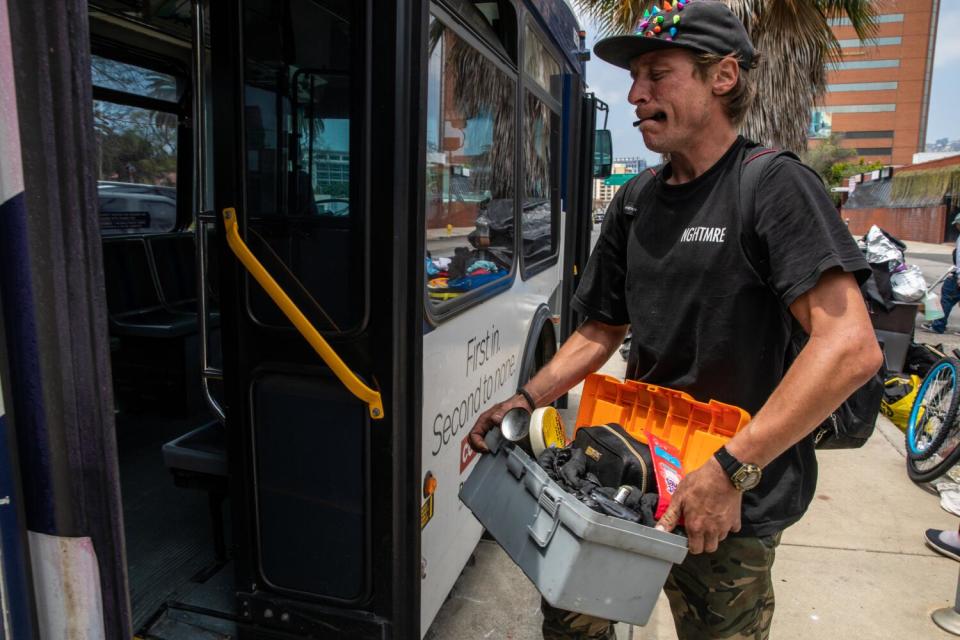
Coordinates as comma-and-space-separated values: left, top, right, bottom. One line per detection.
594, 0, 756, 70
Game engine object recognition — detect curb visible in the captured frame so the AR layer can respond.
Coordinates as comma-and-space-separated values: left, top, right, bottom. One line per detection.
876, 414, 906, 458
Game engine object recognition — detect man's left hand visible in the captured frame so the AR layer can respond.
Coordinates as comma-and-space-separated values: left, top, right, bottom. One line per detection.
655, 457, 742, 554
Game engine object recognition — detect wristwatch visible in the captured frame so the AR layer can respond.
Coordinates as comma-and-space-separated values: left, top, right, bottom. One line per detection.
714, 446, 762, 492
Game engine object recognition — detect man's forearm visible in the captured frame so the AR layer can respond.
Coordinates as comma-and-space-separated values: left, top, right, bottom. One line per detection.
726, 330, 881, 468
724, 270, 883, 467
521, 320, 629, 408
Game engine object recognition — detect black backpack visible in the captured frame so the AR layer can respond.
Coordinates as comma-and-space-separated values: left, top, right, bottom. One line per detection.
615, 148, 883, 449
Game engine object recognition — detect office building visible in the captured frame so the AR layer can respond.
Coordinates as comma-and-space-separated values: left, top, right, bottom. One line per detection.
594, 173, 637, 207
810, 0, 939, 165
611, 157, 648, 175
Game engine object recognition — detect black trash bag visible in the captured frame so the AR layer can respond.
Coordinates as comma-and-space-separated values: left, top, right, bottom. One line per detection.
904, 342, 946, 378
862, 269, 896, 311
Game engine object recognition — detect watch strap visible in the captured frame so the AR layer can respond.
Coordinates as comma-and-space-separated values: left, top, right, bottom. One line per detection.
714, 445, 740, 476
517, 387, 536, 411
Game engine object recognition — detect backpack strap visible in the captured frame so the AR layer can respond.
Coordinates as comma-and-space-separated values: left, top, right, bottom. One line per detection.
616, 166, 659, 381
737, 147, 799, 286
618, 166, 660, 224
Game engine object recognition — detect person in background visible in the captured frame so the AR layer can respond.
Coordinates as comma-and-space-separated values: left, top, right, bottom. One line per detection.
922, 212, 960, 334
927, 526, 960, 562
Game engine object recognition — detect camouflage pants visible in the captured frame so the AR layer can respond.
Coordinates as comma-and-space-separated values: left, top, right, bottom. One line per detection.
541, 600, 617, 640
541, 533, 781, 640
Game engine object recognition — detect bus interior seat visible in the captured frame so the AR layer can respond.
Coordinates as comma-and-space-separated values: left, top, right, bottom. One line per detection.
102, 236, 211, 414
162, 420, 229, 566
102, 237, 198, 338
148, 233, 221, 324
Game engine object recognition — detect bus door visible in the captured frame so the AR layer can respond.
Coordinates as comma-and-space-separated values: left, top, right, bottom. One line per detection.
559, 93, 610, 344
209, 0, 422, 637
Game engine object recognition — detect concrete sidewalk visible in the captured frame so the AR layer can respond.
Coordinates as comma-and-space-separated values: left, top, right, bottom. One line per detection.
427, 351, 960, 639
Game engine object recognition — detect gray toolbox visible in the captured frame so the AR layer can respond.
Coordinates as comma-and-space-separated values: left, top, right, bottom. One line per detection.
459, 428, 688, 626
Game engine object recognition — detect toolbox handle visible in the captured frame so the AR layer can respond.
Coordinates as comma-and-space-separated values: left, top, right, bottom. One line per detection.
506, 453, 527, 480
528, 487, 562, 548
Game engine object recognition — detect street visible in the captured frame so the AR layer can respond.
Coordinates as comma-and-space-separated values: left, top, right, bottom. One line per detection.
426, 230, 960, 640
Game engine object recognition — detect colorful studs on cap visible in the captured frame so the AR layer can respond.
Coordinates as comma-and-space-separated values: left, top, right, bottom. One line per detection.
663, 1, 672, 10
669, 26, 677, 36
673, 14, 681, 23
639, 20, 649, 29
654, 25, 661, 33
645, 30, 655, 37
657, 15, 664, 23
665, 36, 673, 41
677, 1, 684, 10
643, 8, 650, 18
651, 5, 660, 14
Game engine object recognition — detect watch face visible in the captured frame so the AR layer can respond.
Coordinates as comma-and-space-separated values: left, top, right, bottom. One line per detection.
732, 464, 762, 491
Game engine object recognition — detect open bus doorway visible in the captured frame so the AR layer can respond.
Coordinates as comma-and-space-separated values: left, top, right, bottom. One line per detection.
89, 2, 236, 634
3, 0, 598, 635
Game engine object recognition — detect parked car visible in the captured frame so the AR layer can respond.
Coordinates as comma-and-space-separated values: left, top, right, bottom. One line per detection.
98, 181, 177, 236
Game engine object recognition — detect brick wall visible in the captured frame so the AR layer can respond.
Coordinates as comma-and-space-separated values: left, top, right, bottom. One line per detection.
842, 204, 947, 243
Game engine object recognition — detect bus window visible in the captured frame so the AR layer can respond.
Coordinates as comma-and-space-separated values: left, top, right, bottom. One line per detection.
425, 17, 516, 307
91, 55, 182, 101
523, 24, 560, 99
294, 70, 351, 217
243, 0, 365, 334
521, 24, 561, 270
521, 93, 560, 265
92, 56, 182, 236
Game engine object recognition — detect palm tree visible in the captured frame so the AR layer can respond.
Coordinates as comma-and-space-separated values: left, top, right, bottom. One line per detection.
575, 0, 878, 154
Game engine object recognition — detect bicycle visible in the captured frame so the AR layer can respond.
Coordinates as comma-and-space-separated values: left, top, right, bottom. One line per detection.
906, 356, 960, 483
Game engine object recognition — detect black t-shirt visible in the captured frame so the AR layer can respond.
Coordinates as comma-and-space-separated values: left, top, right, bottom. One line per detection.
572, 137, 869, 537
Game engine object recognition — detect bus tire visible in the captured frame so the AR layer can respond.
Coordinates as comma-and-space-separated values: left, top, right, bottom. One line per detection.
518, 307, 557, 397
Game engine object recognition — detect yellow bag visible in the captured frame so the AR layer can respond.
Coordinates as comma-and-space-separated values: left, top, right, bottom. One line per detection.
879, 374, 921, 431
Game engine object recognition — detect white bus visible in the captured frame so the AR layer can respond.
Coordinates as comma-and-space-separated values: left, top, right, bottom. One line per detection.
0, 0, 611, 637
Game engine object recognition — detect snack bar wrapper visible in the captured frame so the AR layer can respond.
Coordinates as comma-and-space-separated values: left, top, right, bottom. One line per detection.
646, 432, 685, 521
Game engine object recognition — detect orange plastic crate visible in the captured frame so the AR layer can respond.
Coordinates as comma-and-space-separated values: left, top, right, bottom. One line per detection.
574, 374, 751, 472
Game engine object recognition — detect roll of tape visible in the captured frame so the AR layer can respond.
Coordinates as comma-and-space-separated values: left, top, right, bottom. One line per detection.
529, 406, 567, 457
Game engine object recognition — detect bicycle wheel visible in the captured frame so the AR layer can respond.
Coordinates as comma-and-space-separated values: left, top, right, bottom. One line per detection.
907, 358, 960, 460
907, 358, 960, 483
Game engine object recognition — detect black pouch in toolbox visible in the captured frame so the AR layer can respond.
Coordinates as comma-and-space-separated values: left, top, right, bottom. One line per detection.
571, 423, 656, 494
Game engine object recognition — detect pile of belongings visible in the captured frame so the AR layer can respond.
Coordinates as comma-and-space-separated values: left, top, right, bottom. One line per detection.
465, 198, 554, 265
903, 342, 946, 378
880, 373, 921, 431
859, 225, 934, 309
426, 247, 507, 301
536, 423, 661, 527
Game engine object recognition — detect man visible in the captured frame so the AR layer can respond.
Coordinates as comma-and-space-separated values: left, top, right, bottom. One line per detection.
467, 1, 882, 638
921, 212, 960, 334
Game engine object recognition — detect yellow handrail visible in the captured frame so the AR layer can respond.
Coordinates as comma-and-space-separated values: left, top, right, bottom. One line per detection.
221, 207, 384, 420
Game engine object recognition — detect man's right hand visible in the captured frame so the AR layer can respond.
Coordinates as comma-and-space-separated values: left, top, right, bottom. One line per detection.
468, 394, 532, 453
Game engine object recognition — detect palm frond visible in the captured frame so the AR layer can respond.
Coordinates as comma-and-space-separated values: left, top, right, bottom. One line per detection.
576, 0, 880, 154
816, 0, 879, 40
573, 0, 648, 37
443, 30, 516, 198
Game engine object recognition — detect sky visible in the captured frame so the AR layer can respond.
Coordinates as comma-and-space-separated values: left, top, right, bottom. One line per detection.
577, 1, 960, 165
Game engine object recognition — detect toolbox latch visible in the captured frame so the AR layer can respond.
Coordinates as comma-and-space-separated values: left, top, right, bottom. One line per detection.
528, 487, 562, 548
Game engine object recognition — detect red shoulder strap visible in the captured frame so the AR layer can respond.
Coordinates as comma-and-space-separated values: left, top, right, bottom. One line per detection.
744, 148, 779, 165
